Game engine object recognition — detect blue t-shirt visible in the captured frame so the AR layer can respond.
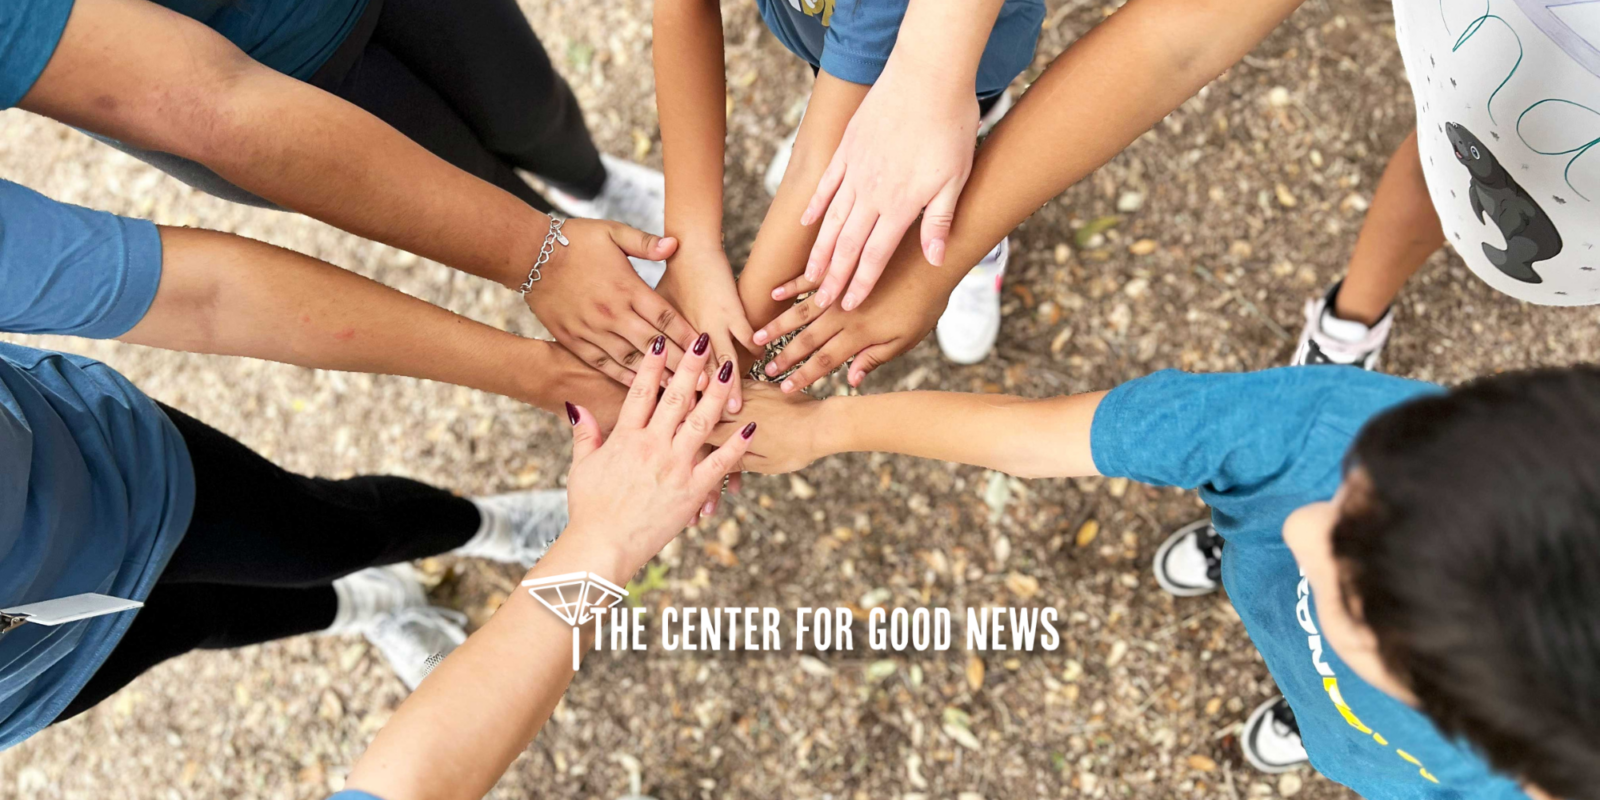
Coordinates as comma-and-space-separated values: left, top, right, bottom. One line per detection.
1090, 368, 1529, 799
0, 180, 194, 750
0, 0, 366, 107
755, 0, 1043, 97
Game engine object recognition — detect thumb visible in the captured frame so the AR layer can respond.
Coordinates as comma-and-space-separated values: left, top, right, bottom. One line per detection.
920, 175, 965, 267
610, 224, 679, 261
567, 402, 605, 462
847, 343, 894, 388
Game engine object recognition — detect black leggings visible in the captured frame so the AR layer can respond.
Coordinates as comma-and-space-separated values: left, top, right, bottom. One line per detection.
52, 403, 480, 723
91, 0, 603, 211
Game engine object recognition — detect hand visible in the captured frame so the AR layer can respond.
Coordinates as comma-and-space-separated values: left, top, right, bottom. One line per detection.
711, 381, 824, 474
656, 242, 759, 413
562, 333, 756, 580
752, 235, 953, 392
525, 218, 699, 385
799, 60, 979, 312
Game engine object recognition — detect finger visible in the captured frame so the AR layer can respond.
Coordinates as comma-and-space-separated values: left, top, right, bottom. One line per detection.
615, 335, 669, 430
813, 205, 878, 310
804, 185, 855, 285
692, 421, 756, 491
801, 154, 848, 227
725, 319, 758, 413
767, 325, 839, 387
608, 223, 679, 262
727, 471, 743, 495
622, 316, 688, 371
760, 308, 833, 377
709, 331, 742, 410
769, 273, 820, 303
753, 295, 825, 348
920, 175, 965, 267
566, 402, 605, 462
675, 353, 737, 457
839, 211, 911, 311
847, 340, 898, 388
631, 291, 698, 353
570, 340, 636, 386
779, 336, 854, 394
648, 332, 712, 435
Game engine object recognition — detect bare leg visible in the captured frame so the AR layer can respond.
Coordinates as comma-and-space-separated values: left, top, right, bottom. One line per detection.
1334, 128, 1446, 325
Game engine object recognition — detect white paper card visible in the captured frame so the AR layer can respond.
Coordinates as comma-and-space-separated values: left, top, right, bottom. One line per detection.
2, 594, 143, 625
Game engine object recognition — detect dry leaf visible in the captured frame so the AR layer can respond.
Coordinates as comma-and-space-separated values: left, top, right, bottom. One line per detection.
703, 542, 738, 567
1186, 754, 1217, 772
966, 655, 985, 691
1005, 572, 1040, 600
1075, 519, 1101, 548
1128, 239, 1158, 255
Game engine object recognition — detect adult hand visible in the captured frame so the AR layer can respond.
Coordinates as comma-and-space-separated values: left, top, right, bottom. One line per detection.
752, 235, 953, 392
711, 381, 824, 474
798, 59, 979, 312
526, 218, 699, 386
656, 242, 759, 413
564, 333, 756, 576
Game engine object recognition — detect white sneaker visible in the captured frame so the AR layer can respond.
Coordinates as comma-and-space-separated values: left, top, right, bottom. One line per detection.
1291, 281, 1394, 369
456, 489, 568, 567
764, 124, 802, 197
364, 606, 469, 690
1152, 519, 1223, 597
935, 237, 1009, 365
324, 564, 469, 690
545, 154, 667, 288
977, 90, 1014, 137
1242, 696, 1310, 774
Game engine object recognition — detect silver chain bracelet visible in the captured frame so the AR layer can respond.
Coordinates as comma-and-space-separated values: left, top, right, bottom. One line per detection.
518, 216, 570, 294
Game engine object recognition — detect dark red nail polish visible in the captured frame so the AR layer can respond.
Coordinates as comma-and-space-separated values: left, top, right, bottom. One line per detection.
651, 335, 666, 355
718, 361, 734, 383
740, 422, 757, 440
693, 333, 710, 355
564, 402, 580, 426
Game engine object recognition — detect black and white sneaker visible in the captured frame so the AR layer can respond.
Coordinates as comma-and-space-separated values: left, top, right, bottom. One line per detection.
1290, 281, 1393, 369
1153, 519, 1224, 597
1242, 696, 1311, 774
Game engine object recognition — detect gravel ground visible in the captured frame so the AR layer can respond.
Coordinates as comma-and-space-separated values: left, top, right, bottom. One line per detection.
3, 1, 1598, 798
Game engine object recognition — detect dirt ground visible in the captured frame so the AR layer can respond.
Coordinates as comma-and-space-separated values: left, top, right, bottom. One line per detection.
3, 0, 1598, 798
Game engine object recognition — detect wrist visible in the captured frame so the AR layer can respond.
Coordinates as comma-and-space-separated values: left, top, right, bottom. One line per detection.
812, 395, 859, 458
529, 528, 639, 587
501, 210, 556, 291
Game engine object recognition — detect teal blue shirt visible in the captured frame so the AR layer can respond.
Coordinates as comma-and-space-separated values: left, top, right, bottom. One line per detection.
1091, 368, 1529, 799
0, 0, 367, 107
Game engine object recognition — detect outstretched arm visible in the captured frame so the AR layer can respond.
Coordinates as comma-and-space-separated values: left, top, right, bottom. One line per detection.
24, 0, 696, 383
125, 227, 628, 428
750, 0, 1307, 391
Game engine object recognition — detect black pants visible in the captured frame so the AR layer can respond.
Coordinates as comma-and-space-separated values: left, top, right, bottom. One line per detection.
52, 403, 480, 723
91, 0, 604, 212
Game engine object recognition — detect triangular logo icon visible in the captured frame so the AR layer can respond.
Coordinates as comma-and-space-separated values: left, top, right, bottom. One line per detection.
521, 572, 629, 669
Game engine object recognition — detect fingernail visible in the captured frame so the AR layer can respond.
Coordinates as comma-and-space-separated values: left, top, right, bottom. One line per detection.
651, 335, 666, 355
727, 396, 740, 413
693, 333, 710, 355
718, 361, 734, 383
754, 329, 769, 345
564, 401, 580, 426
928, 239, 946, 266
771, 288, 787, 300
780, 379, 793, 392
701, 499, 716, 517
842, 292, 858, 311
813, 289, 831, 308
740, 422, 758, 440
765, 362, 779, 376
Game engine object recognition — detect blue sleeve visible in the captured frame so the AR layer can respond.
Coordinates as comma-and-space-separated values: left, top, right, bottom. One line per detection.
326, 792, 386, 800
817, 0, 908, 86
0, 0, 75, 108
0, 180, 164, 339
1089, 369, 1339, 494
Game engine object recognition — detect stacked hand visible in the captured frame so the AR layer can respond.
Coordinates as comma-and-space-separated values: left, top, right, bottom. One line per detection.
656, 242, 759, 413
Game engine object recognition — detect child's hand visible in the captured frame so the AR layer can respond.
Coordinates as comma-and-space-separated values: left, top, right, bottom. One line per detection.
657, 242, 760, 413
712, 381, 824, 474
751, 235, 949, 392
799, 59, 979, 312
525, 218, 699, 385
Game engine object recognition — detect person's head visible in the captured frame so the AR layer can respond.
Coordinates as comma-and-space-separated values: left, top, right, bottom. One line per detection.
1282, 366, 1600, 800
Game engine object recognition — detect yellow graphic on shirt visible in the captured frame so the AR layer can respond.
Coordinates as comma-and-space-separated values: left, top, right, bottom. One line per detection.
1298, 577, 1441, 785
800, 0, 835, 26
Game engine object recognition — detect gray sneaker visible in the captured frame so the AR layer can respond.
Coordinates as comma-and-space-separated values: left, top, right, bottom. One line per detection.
457, 489, 569, 567
364, 605, 469, 690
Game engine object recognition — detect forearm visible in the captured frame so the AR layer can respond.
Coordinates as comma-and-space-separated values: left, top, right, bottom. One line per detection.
123, 228, 597, 415
913, 0, 1303, 284
344, 535, 631, 800
892, 0, 1004, 82
23, 0, 547, 288
814, 390, 1106, 479
653, 0, 729, 251
738, 75, 869, 326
